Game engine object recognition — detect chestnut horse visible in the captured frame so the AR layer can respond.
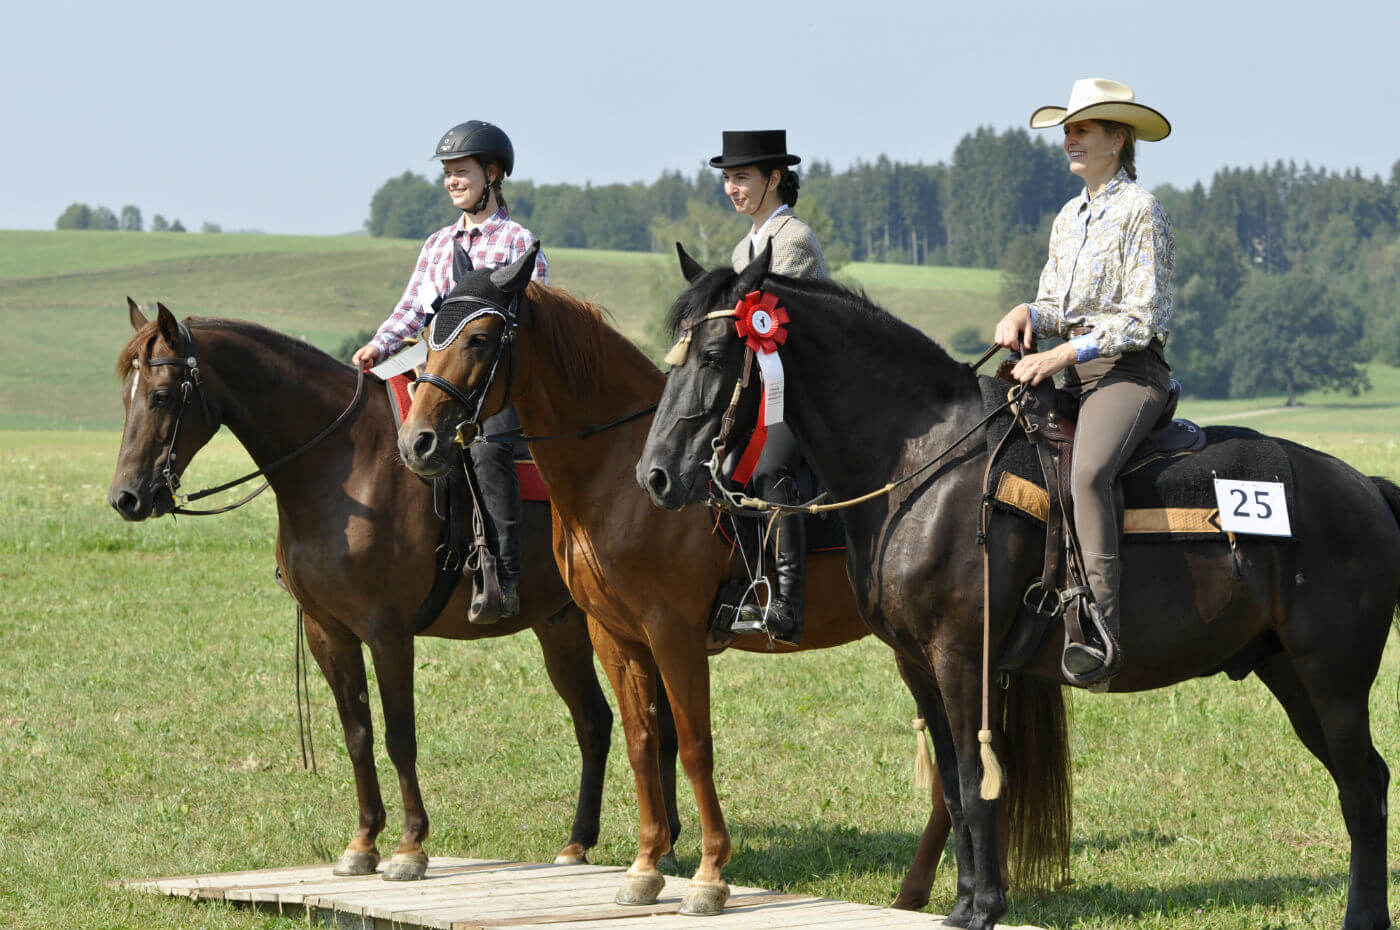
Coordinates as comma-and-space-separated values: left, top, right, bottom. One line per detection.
395, 245, 1066, 915
639, 246, 1400, 930
108, 301, 669, 881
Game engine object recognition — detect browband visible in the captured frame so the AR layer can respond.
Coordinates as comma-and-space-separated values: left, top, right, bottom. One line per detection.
427, 294, 516, 351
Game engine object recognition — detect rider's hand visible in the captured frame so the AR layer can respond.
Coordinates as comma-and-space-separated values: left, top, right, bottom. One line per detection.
351, 344, 379, 369
1011, 343, 1077, 386
994, 305, 1035, 352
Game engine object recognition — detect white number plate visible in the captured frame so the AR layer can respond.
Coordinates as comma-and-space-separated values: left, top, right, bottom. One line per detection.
1213, 479, 1291, 537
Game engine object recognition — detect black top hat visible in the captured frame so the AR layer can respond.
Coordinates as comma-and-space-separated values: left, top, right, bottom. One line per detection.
709, 130, 801, 169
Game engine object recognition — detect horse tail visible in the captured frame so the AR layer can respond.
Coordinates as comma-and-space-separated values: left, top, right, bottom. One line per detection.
1001, 675, 1071, 891
1373, 476, 1400, 616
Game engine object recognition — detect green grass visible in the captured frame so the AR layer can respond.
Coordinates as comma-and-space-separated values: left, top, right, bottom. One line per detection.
2, 427, 1399, 929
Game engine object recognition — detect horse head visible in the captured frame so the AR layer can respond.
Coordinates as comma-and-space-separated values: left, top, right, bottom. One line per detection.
636, 243, 771, 510
398, 242, 539, 477
108, 299, 224, 520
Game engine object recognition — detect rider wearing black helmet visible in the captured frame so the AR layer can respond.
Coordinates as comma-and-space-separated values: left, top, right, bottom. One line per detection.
354, 121, 547, 619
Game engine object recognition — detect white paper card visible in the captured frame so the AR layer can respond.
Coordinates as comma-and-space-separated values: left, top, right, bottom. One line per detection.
754, 350, 785, 426
370, 341, 428, 379
1213, 479, 1291, 537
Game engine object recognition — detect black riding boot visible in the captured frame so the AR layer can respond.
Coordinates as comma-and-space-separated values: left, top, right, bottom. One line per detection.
1062, 553, 1122, 684
469, 407, 524, 617
734, 473, 805, 646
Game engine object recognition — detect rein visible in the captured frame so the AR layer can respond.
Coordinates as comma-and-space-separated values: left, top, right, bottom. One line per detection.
144, 322, 368, 516
469, 402, 660, 445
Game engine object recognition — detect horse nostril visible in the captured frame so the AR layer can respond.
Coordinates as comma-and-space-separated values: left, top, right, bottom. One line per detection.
412, 430, 437, 461
113, 489, 140, 517
646, 467, 672, 500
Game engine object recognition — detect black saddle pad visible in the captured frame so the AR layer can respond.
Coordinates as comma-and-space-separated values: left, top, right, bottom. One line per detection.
977, 376, 1296, 542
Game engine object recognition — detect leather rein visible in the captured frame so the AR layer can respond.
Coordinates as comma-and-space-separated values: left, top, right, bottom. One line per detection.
143, 321, 367, 516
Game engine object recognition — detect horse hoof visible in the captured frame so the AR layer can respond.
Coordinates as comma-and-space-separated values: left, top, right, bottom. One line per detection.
614, 869, 665, 905
381, 852, 429, 881
890, 892, 928, 911
554, 842, 588, 865
679, 880, 730, 916
332, 847, 380, 876
657, 850, 682, 874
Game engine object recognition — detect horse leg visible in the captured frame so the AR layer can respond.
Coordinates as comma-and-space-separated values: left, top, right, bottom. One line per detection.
646, 626, 731, 916
302, 614, 386, 876
655, 669, 684, 874
367, 633, 431, 881
890, 654, 953, 912
588, 620, 671, 907
933, 656, 1006, 930
531, 605, 613, 865
1290, 653, 1391, 930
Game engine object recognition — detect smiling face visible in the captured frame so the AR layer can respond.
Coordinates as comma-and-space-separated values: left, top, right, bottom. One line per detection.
1063, 120, 1124, 183
442, 156, 497, 213
722, 164, 779, 220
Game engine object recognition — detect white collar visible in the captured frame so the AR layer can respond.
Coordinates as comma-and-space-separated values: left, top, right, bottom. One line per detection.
750, 204, 791, 243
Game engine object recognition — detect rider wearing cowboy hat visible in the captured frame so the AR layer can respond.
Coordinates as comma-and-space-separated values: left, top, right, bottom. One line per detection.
353, 121, 548, 619
712, 129, 828, 646
994, 78, 1175, 684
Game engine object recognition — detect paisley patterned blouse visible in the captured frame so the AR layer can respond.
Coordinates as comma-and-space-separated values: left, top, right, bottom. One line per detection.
1028, 168, 1174, 362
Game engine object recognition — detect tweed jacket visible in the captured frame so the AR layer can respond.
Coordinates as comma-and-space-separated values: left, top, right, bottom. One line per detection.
731, 211, 829, 280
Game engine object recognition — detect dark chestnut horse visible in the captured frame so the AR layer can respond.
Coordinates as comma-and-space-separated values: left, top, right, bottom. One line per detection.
638, 247, 1400, 930
107, 301, 652, 881
394, 245, 1067, 915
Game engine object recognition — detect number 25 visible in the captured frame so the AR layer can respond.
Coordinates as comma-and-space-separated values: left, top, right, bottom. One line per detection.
1230, 488, 1273, 519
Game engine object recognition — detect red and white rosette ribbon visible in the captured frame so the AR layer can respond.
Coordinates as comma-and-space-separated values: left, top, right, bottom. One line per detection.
729, 292, 790, 484
733, 290, 789, 355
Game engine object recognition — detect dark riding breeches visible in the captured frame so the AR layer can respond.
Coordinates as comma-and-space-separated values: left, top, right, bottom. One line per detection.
469, 405, 523, 579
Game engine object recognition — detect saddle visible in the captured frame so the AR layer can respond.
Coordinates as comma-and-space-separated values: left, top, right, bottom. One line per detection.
994, 374, 1205, 684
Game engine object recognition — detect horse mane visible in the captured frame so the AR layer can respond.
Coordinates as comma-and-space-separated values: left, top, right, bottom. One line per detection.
116, 315, 353, 380
525, 282, 657, 396
665, 268, 969, 390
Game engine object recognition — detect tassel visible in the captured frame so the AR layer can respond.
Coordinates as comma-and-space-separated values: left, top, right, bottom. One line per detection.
979, 729, 1003, 800
663, 330, 692, 367
913, 718, 935, 792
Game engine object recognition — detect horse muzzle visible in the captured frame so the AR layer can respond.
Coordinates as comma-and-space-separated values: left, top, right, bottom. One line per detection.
398, 427, 452, 479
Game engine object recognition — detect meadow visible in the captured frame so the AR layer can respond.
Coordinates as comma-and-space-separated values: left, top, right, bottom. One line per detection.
2, 230, 1399, 929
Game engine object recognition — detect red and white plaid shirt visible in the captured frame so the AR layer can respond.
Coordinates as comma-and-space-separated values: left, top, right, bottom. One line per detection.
370, 208, 549, 356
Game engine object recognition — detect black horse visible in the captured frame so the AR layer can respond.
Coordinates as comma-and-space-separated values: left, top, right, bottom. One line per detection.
638, 246, 1400, 930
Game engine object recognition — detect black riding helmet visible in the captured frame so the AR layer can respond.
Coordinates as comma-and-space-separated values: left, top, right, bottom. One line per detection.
432, 121, 515, 176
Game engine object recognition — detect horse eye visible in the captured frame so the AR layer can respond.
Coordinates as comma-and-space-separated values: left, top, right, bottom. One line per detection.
149, 390, 169, 408
701, 354, 723, 370
468, 333, 489, 348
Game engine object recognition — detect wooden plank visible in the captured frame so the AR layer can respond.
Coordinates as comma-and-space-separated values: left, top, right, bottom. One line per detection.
123, 857, 492, 896
237, 862, 608, 906
319, 870, 641, 915
448, 900, 875, 930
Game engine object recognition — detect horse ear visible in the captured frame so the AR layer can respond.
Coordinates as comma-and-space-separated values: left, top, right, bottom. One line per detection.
127, 297, 149, 331
675, 242, 705, 283
155, 303, 183, 354
489, 241, 540, 294
452, 240, 473, 282
734, 241, 771, 295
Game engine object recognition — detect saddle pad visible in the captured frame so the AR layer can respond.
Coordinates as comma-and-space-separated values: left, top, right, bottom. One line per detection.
977, 377, 1296, 542
383, 374, 549, 503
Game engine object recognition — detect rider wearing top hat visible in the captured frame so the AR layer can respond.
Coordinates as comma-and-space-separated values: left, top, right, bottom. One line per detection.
352, 121, 547, 619
711, 130, 828, 646
993, 79, 1174, 684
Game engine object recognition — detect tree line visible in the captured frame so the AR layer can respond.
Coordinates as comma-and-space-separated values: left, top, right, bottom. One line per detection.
54, 202, 224, 233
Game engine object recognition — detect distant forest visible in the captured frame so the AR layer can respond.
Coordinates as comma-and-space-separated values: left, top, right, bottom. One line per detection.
365, 126, 1400, 400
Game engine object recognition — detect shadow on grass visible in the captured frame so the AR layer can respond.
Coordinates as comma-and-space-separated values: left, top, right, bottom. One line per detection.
672, 821, 1390, 927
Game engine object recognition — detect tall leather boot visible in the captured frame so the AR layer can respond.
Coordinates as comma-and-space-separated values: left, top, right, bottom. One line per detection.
1062, 552, 1122, 683
733, 473, 806, 646
469, 409, 524, 618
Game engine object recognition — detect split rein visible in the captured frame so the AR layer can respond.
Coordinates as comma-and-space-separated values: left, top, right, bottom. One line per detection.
143, 322, 367, 516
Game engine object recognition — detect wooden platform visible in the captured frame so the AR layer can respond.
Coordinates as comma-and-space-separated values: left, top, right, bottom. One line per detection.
123, 858, 1047, 929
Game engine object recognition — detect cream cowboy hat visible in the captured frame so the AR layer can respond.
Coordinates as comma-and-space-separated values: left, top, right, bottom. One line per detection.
1029, 78, 1171, 142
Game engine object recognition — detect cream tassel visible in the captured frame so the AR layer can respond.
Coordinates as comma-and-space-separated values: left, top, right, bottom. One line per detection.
978, 729, 1003, 800
913, 718, 935, 791
663, 330, 692, 367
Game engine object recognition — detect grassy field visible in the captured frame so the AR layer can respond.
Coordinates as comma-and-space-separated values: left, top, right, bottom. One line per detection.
4, 230, 1400, 929
0, 230, 1002, 430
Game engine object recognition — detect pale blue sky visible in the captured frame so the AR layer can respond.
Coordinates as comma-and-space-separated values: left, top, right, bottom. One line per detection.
4, 0, 1397, 234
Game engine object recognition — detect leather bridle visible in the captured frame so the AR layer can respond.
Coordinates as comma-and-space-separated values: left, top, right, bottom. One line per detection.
139, 321, 366, 516
412, 291, 521, 447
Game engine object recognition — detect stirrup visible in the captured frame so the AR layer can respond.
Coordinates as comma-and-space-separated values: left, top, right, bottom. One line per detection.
1060, 594, 1120, 686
